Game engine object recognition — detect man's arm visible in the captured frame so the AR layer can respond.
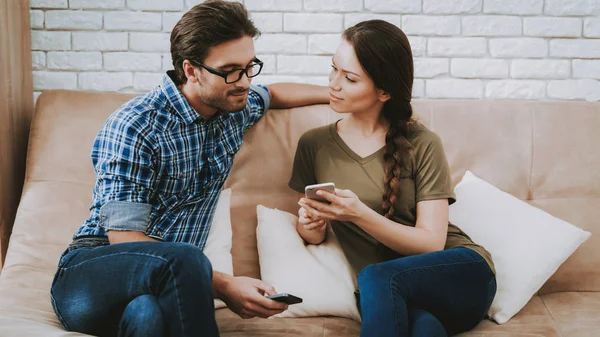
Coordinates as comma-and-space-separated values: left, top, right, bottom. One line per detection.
93, 113, 158, 244
267, 83, 329, 109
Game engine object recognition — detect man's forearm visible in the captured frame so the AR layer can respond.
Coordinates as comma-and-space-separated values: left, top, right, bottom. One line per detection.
213, 271, 233, 299
268, 83, 329, 109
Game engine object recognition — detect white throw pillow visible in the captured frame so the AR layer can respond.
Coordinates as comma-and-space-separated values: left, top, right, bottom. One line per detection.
204, 188, 233, 309
449, 171, 591, 324
256, 205, 361, 322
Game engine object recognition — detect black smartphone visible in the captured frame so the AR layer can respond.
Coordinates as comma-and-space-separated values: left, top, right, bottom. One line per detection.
266, 293, 303, 305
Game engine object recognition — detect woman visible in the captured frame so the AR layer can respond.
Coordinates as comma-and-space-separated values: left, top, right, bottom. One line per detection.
288, 20, 496, 337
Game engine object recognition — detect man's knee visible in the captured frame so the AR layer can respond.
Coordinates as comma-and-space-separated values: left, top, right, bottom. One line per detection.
125, 295, 162, 320
166, 243, 213, 281
120, 295, 164, 337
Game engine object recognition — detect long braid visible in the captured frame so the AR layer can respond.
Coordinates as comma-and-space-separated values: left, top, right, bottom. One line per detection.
381, 104, 413, 219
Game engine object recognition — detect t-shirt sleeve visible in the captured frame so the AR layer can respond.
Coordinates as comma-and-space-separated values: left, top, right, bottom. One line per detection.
288, 132, 318, 194
414, 131, 456, 205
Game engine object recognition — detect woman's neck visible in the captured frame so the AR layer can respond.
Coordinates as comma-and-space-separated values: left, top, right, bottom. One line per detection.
341, 111, 389, 139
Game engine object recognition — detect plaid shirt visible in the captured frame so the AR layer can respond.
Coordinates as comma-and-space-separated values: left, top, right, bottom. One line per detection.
73, 71, 270, 249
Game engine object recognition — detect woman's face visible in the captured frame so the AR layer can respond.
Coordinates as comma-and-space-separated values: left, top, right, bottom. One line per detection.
328, 39, 387, 114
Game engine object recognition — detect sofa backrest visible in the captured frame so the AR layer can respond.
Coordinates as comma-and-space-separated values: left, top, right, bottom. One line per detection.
226, 99, 600, 295
1, 91, 598, 314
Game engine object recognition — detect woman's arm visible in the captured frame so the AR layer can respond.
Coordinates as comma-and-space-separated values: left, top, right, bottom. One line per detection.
353, 199, 448, 255
299, 189, 448, 256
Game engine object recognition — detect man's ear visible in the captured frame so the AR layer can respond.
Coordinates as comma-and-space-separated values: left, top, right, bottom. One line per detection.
377, 89, 391, 103
182, 60, 199, 83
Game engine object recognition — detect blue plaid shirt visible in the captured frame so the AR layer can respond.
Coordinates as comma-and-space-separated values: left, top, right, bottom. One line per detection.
73, 71, 270, 249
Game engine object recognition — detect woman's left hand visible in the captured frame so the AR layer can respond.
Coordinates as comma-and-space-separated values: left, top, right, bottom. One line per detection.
298, 188, 367, 222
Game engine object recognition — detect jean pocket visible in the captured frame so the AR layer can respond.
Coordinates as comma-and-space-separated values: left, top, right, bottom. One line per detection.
50, 290, 71, 331
57, 249, 77, 269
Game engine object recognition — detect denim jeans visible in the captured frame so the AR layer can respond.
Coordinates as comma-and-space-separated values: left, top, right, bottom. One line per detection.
50, 238, 219, 337
357, 248, 496, 337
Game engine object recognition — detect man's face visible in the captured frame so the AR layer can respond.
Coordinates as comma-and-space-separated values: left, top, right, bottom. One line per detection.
195, 36, 256, 112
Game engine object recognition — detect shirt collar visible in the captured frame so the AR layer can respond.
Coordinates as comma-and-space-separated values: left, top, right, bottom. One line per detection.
162, 71, 232, 125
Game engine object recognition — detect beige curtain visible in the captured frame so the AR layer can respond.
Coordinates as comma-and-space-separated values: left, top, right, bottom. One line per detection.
0, 0, 34, 270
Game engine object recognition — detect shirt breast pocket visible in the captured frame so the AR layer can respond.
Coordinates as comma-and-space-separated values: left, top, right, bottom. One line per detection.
211, 137, 241, 176
157, 162, 201, 198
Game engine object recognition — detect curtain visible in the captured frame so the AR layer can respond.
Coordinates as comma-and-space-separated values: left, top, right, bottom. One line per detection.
0, 0, 34, 270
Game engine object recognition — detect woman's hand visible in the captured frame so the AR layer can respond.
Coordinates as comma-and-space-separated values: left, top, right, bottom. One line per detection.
298, 206, 327, 232
298, 188, 367, 222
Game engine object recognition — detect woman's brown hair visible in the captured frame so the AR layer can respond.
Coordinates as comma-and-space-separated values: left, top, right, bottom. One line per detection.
343, 20, 414, 218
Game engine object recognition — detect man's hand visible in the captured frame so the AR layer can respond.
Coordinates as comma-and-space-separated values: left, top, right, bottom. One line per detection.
217, 276, 289, 319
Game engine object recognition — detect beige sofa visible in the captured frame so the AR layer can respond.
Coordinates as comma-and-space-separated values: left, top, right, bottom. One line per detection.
0, 90, 598, 336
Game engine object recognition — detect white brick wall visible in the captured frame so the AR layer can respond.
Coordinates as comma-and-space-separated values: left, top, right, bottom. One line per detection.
30, 0, 600, 102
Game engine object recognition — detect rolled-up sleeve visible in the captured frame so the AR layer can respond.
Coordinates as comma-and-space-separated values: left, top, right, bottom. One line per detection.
93, 112, 157, 232
100, 201, 152, 232
243, 84, 271, 130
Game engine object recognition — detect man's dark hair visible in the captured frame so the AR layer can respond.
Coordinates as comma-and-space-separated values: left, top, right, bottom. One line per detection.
170, 0, 260, 84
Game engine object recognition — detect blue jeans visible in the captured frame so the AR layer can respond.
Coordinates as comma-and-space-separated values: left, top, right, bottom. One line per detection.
358, 248, 496, 337
50, 238, 219, 337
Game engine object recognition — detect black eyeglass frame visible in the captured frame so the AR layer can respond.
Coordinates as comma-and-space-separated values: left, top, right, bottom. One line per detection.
190, 57, 264, 84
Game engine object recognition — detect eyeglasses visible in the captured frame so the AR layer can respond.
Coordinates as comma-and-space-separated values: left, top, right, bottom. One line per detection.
191, 58, 263, 84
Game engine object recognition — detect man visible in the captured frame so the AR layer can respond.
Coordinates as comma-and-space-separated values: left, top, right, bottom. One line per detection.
49, 1, 329, 336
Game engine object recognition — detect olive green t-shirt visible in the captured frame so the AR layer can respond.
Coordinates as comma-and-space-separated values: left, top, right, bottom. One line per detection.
289, 121, 495, 277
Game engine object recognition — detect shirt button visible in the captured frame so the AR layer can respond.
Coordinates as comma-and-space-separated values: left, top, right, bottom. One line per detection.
101, 215, 106, 219
157, 231, 162, 236
179, 173, 184, 178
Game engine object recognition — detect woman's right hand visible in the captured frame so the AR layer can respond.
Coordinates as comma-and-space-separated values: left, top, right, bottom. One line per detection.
298, 206, 327, 232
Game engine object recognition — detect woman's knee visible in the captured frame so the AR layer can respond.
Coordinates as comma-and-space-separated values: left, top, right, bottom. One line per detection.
409, 309, 447, 337
358, 263, 390, 293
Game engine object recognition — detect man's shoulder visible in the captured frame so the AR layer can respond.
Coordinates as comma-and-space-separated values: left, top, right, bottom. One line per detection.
105, 89, 172, 133
247, 84, 270, 109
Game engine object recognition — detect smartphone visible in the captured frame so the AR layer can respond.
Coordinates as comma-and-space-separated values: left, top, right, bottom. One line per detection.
266, 293, 303, 305
305, 182, 335, 203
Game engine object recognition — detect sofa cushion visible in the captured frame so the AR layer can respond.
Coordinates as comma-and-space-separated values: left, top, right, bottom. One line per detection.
450, 171, 591, 323
216, 308, 361, 336
529, 105, 600, 293
256, 205, 360, 321
0, 317, 88, 337
423, 100, 534, 200
456, 296, 562, 337
215, 296, 566, 337
541, 292, 600, 336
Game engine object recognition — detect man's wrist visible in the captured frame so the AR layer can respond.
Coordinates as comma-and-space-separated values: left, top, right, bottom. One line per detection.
213, 271, 233, 300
